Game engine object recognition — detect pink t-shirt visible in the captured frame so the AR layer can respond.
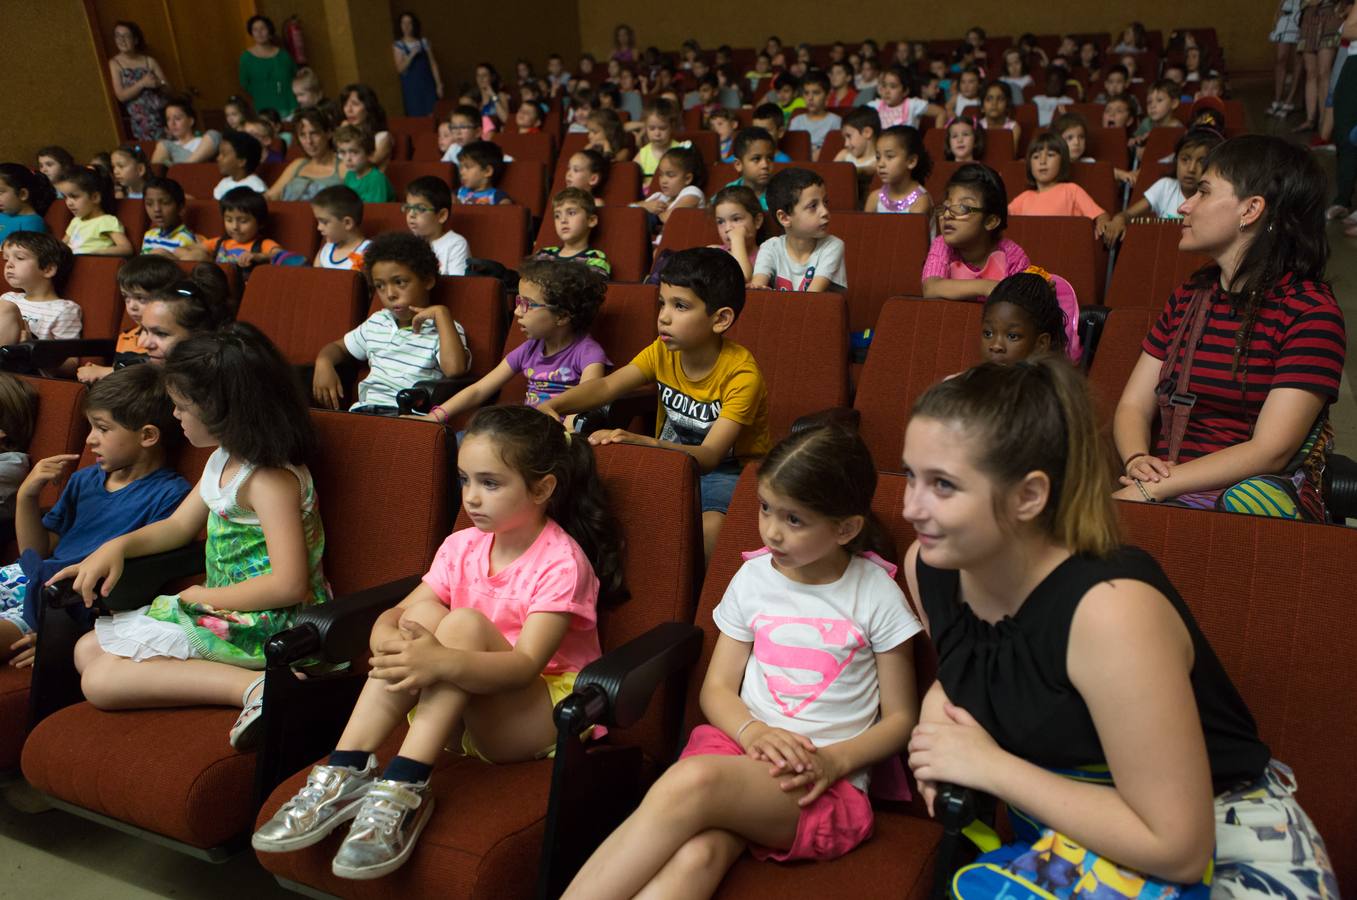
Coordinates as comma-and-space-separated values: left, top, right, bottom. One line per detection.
1008, 182, 1106, 219
422, 519, 602, 675
921, 236, 1031, 291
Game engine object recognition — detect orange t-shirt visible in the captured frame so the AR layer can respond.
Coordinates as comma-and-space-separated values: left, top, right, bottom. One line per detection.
115, 326, 144, 354
1008, 182, 1106, 220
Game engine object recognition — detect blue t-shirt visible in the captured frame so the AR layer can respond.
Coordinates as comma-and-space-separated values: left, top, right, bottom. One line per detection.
0, 212, 47, 244
456, 186, 509, 205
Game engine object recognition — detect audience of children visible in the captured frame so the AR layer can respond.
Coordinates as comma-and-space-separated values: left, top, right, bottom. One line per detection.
562, 149, 610, 203
403, 176, 468, 276
981, 268, 1082, 363
635, 145, 706, 243
978, 80, 1022, 151
537, 188, 612, 277
751, 168, 846, 292
866, 125, 932, 215
311, 185, 370, 271
632, 99, 686, 177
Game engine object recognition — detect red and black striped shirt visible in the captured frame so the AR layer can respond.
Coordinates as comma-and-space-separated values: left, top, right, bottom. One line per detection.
1142, 272, 1346, 461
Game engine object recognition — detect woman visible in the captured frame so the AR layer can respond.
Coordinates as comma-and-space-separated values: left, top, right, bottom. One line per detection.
339, 83, 393, 168
903, 357, 1337, 898
1268, 0, 1305, 117
612, 24, 637, 63
1294, 0, 1346, 133
392, 11, 443, 117
473, 62, 512, 127
1113, 135, 1346, 520
150, 97, 221, 166
265, 108, 341, 202
1331, 2, 1357, 233
108, 20, 169, 141
238, 15, 297, 118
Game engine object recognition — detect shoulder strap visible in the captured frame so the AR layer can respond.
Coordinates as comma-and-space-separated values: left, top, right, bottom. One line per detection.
1155, 288, 1213, 463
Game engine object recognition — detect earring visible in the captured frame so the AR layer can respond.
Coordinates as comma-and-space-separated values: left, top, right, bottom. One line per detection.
1238, 220, 1246, 232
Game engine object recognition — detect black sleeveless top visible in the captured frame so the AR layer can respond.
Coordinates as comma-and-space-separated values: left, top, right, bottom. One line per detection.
918, 547, 1270, 794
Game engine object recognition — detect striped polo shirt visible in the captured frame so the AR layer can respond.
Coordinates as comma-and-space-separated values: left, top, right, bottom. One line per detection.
343, 309, 470, 412
1142, 272, 1346, 461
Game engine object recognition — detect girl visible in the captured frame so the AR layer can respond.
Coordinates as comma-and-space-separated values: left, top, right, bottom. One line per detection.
340, 83, 393, 169
1112, 127, 1222, 225
613, 23, 636, 63
868, 125, 932, 215
1052, 112, 1095, 163
110, 145, 149, 200
1008, 133, 1118, 245
856, 57, 880, 93
564, 425, 921, 899
59, 324, 326, 753
585, 109, 631, 163
223, 95, 255, 132
253, 405, 625, 878
151, 97, 221, 166
904, 356, 1336, 899
999, 49, 1033, 102
36, 146, 75, 191
632, 100, 683, 178
944, 115, 986, 163
563, 149, 610, 203
137, 269, 233, 364
978, 81, 1022, 154
635, 146, 705, 241
56, 167, 132, 257
709, 185, 764, 282
0, 164, 54, 244
922, 163, 1031, 301
871, 67, 945, 130
980, 268, 1081, 364
1113, 20, 1148, 53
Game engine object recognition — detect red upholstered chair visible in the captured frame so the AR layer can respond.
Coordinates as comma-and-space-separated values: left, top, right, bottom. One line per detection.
265, 200, 323, 260
115, 198, 148, 248
1086, 306, 1157, 423
779, 129, 812, 161
924, 160, 1000, 205
655, 206, 721, 255
492, 132, 558, 171
237, 266, 366, 365
59, 256, 125, 341
826, 212, 931, 339
448, 205, 531, 269
707, 161, 859, 211
166, 163, 222, 200
1085, 126, 1132, 169
546, 159, 643, 208
1004, 215, 1107, 304
1106, 221, 1209, 310
533, 205, 651, 282
498, 160, 549, 219
385, 162, 453, 198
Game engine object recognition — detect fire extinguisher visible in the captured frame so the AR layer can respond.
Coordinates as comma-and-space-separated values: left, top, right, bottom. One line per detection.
283, 15, 307, 65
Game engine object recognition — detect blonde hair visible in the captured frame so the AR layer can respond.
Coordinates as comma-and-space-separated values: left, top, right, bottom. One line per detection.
332, 123, 375, 154
552, 186, 598, 218
292, 67, 322, 93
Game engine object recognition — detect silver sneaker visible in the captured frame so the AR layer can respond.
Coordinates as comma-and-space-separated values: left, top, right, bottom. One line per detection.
330, 779, 434, 880
251, 756, 377, 853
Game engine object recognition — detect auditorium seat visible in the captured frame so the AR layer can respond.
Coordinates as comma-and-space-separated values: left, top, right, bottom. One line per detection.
827, 212, 931, 338
1086, 305, 1157, 423
924, 160, 1000, 205
654, 207, 721, 255
533, 205, 651, 282
237, 266, 366, 365
61, 257, 126, 340
707, 161, 859, 211
167, 163, 223, 200
497, 160, 549, 219
1004, 215, 1106, 304
548, 160, 643, 209
43, 201, 73, 238
115, 198, 148, 248
779, 129, 812, 161
409, 130, 441, 162
1085, 125, 1132, 169
385, 162, 454, 199
1106, 221, 1208, 310
492, 132, 558, 171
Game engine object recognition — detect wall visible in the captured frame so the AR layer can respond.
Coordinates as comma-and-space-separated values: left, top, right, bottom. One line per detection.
576, 2, 1277, 72
255, 0, 342, 106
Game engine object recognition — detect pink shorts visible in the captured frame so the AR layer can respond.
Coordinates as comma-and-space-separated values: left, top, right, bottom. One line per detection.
678, 724, 875, 862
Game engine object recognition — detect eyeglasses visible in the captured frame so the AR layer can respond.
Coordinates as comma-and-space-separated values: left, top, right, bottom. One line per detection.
514, 295, 551, 313
934, 203, 983, 219
401, 203, 434, 215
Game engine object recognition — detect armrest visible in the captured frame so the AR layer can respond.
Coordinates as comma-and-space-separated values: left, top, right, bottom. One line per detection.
556, 621, 703, 735
791, 407, 860, 434
929, 783, 979, 900
42, 542, 205, 614
265, 574, 422, 666
1, 339, 117, 372
1324, 453, 1357, 523
1077, 305, 1111, 371
396, 373, 480, 414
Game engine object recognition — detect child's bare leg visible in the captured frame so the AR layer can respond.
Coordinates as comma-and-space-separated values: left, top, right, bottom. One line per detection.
702, 511, 725, 563
73, 632, 259, 709
0, 302, 24, 346
633, 829, 747, 900
562, 753, 803, 900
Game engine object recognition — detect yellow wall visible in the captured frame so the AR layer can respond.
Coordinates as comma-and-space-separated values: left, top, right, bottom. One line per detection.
255, 0, 343, 106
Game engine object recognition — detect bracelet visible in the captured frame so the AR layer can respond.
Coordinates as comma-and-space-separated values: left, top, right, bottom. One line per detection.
1133, 479, 1157, 503
735, 717, 759, 741
429, 406, 447, 424
1122, 451, 1148, 472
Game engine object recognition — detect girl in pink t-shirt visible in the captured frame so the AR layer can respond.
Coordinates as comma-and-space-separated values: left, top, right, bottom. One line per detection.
922, 162, 1031, 301
253, 405, 626, 879
1008, 133, 1119, 245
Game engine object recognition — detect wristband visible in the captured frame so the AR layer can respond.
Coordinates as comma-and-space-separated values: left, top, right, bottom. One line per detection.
1122, 451, 1148, 472
735, 717, 759, 741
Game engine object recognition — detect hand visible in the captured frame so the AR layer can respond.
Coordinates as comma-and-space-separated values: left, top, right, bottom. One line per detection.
637, 198, 667, 214
1122, 454, 1173, 484
312, 362, 343, 410
536, 403, 563, 423
725, 222, 751, 247
917, 777, 939, 817
19, 454, 80, 500
77, 364, 112, 385
587, 428, 652, 447
1099, 215, 1126, 247
773, 743, 848, 806
410, 305, 448, 329
740, 721, 818, 775
1114, 167, 1138, 185
908, 703, 1005, 799
8, 633, 36, 668
436, 83, 445, 99
47, 539, 126, 607
369, 621, 453, 693
177, 584, 212, 606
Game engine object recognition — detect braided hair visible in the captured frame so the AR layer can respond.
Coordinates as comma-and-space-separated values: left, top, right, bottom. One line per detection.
985, 271, 1068, 353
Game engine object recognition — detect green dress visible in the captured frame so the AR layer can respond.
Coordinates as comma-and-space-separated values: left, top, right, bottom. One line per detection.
238, 47, 298, 117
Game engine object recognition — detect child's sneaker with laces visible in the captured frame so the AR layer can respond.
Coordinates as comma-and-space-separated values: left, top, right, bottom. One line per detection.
251, 755, 378, 852
331, 778, 434, 880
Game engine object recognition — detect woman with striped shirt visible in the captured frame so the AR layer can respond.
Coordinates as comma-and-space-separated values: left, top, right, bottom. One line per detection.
1113, 135, 1346, 520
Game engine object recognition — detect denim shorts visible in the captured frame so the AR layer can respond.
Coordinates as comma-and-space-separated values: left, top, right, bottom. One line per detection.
700, 463, 742, 514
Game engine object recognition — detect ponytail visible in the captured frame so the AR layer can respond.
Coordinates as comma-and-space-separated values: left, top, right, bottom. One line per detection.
911, 355, 1119, 557
0, 163, 56, 216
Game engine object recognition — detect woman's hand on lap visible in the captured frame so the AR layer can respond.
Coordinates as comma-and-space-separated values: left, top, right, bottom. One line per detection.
908, 702, 1005, 795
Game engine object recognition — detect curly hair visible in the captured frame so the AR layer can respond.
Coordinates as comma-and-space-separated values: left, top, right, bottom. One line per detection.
518, 256, 606, 332
985, 272, 1069, 352
362, 232, 439, 283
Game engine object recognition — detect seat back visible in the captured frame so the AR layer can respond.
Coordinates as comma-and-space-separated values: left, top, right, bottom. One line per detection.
925, 160, 1000, 204
654, 207, 721, 255
1141, 128, 1184, 172
167, 163, 222, 201
384, 162, 453, 199
727, 291, 849, 440
115, 199, 148, 248
181, 198, 221, 239
855, 297, 984, 472
1085, 126, 1131, 169
448, 205, 531, 269
533, 205, 651, 282
548, 160, 643, 209
365, 275, 506, 380
779, 130, 812, 161
924, 128, 1016, 164
498, 161, 548, 219
43, 202, 73, 238
264, 201, 322, 259
61, 257, 125, 341
237, 267, 366, 365
1086, 306, 1157, 423
1106, 221, 1210, 310
1004, 215, 1106, 303
1127, 162, 1176, 208
16, 376, 89, 508
491, 132, 557, 171
826, 212, 931, 336
707, 161, 859, 210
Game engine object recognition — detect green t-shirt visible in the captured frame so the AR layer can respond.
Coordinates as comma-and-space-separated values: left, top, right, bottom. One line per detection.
238, 48, 298, 117
345, 167, 396, 203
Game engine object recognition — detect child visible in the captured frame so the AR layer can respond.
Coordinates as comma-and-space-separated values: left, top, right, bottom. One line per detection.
1096, 64, 1130, 103
567, 85, 596, 135
334, 124, 396, 203
36, 147, 75, 191
252, 403, 625, 876
1000, 48, 1034, 101
110, 145, 149, 200
585, 109, 631, 162
835, 107, 882, 179
563, 149, 610, 203
404, 176, 468, 276
752, 168, 846, 292
292, 67, 326, 114
1009, 133, 1117, 243
768, 72, 806, 118
921, 163, 1030, 301
135, 267, 233, 364
789, 71, 842, 161
1133, 79, 1185, 148
709, 108, 740, 163
77, 254, 183, 384
0, 231, 81, 344
867, 126, 932, 215
224, 95, 255, 131
191, 187, 286, 271
944, 115, 986, 162
311, 185, 370, 271
709, 185, 764, 283
514, 101, 543, 134
213, 130, 268, 199
1031, 70, 1076, 128
947, 66, 984, 118
456, 141, 511, 205
873, 66, 946, 130
725, 128, 777, 209
688, 74, 722, 126
440, 105, 480, 165
537, 188, 611, 277
828, 60, 859, 107
436, 121, 456, 157
978, 81, 1022, 153
422, 257, 609, 424
0, 374, 34, 544
543, 248, 769, 557
1, 365, 191, 668
312, 232, 469, 414
1112, 127, 1223, 225
0, 164, 53, 244
1052, 112, 1095, 163
636, 146, 706, 241
1102, 95, 1138, 132
140, 177, 199, 257
242, 116, 285, 165
981, 268, 1081, 364
56, 167, 132, 257
749, 105, 794, 162
564, 425, 921, 898
62, 324, 329, 750
633, 99, 684, 178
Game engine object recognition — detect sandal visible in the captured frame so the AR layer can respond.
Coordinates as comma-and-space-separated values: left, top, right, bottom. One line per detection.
1291, 120, 1317, 133
229, 673, 267, 751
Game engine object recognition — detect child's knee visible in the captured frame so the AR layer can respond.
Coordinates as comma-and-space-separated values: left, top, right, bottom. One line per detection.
73, 630, 102, 674
433, 606, 492, 642
671, 831, 736, 875
651, 756, 726, 809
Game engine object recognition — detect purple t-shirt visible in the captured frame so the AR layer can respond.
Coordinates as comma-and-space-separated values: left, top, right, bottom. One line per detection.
505, 335, 611, 406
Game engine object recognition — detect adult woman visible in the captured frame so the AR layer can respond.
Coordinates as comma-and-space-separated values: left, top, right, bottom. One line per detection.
1294, 0, 1346, 132
392, 11, 442, 117
1113, 135, 1346, 520
612, 24, 637, 64
138, 271, 233, 364
473, 63, 512, 127
1331, 2, 1357, 233
265, 108, 341, 202
903, 357, 1336, 898
238, 15, 297, 119
150, 97, 220, 166
339, 83, 393, 168
1268, 0, 1305, 116
108, 21, 169, 141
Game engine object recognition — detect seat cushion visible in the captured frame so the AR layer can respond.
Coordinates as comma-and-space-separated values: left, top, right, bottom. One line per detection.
0, 666, 31, 771
22, 702, 255, 848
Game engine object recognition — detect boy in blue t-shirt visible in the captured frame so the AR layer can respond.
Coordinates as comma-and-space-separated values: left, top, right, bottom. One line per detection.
0, 365, 191, 665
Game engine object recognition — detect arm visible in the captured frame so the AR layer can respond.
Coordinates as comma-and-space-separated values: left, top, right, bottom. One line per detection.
150, 141, 170, 167
806, 275, 833, 292
15, 455, 79, 556
92, 230, 134, 257
539, 362, 648, 418
393, 44, 413, 74
371, 133, 393, 169
864, 190, 878, 212
109, 60, 143, 102
183, 134, 218, 164
423, 358, 516, 421
725, 225, 756, 282
926, 102, 948, 128
1112, 351, 1173, 481
426, 43, 444, 97
749, 273, 772, 288
1011, 122, 1022, 150
922, 276, 999, 299
428, 307, 470, 375
658, 192, 701, 222
148, 57, 169, 88
265, 158, 303, 201
312, 338, 356, 410
591, 414, 743, 474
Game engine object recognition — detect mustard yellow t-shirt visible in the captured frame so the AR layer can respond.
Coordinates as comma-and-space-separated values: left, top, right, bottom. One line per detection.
629, 337, 771, 465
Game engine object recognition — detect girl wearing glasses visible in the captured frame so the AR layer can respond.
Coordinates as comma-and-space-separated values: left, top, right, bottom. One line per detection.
921, 163, 1030, 301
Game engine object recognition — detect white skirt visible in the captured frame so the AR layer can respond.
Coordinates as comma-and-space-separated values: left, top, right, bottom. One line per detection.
94, 605, 203, 662
1271, 3, 1303, 43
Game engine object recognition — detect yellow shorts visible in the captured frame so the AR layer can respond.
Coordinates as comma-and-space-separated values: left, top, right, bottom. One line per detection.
407, 671, 584, 763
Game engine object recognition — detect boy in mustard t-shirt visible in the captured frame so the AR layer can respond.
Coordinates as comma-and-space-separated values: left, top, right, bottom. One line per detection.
540, 247, 770, 559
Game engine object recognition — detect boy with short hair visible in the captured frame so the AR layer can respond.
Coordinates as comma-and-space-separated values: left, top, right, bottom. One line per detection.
312, 232, 470, 414
541, 247, 770, 559
292, 67, 326, 112
311, 185, 369, 271
567, 86, 596, 134
403, 176, 468, 276
213, 130, 267, 199
1134, 78, 1186, 146
788, 70, 843, 161
709, 108, 740, 162
751, 103, 794, 162
241, 117, 284, 165
768, 72, 806, 118
834, 106, 882, 176
335, 124, 396, 203
515, 101, 544, 134
1096, 64, 1130, 103
724, 127, 778, 209
77, 254, 182, 383
535, 188, 611, 277
140, 177, 200, 257
441, 105, 483, 165
0, 231, 80, 345
0, 364, 192, 664
456, 141, 511, 205
189, 187, 285, 271
750, 168, 846, 293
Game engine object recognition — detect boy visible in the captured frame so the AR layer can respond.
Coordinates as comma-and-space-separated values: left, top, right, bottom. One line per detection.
788, 71, 842, 161
724, 127, 777, 209
567, 86, 596, 134
312, 232, 470, 415
750, 168, 846, 293
1096, 64, 1130, 103
750, 104, 794, 162
0, 231, 80, 345
835, 106, 882, 176
686, 74, 722, 124
334, 124, 395, 203
311, 185, 369, 271
403, 176, 468, 276
768, 72, 805, 118
1133, 79, 1185, 146
77, 254, 181, 383
188, 188, 285, 271
140, 176, 199, 257
540, 247, 770, 559
456, 141, 511, 205
212, 130, 267, 199
292, 66, 326, 113
441, 105, 482, 165
241, 116, 284, 165
0, 364, 192, 664
515, 101, 543, 134
545, 54, 571, 96
535, 188, 611, 277
437, 121, 456, 156
710, 108, 741, 162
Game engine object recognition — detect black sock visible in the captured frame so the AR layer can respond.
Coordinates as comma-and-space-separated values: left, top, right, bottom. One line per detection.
327, 749, 371, 770
382, 755, 433, 784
